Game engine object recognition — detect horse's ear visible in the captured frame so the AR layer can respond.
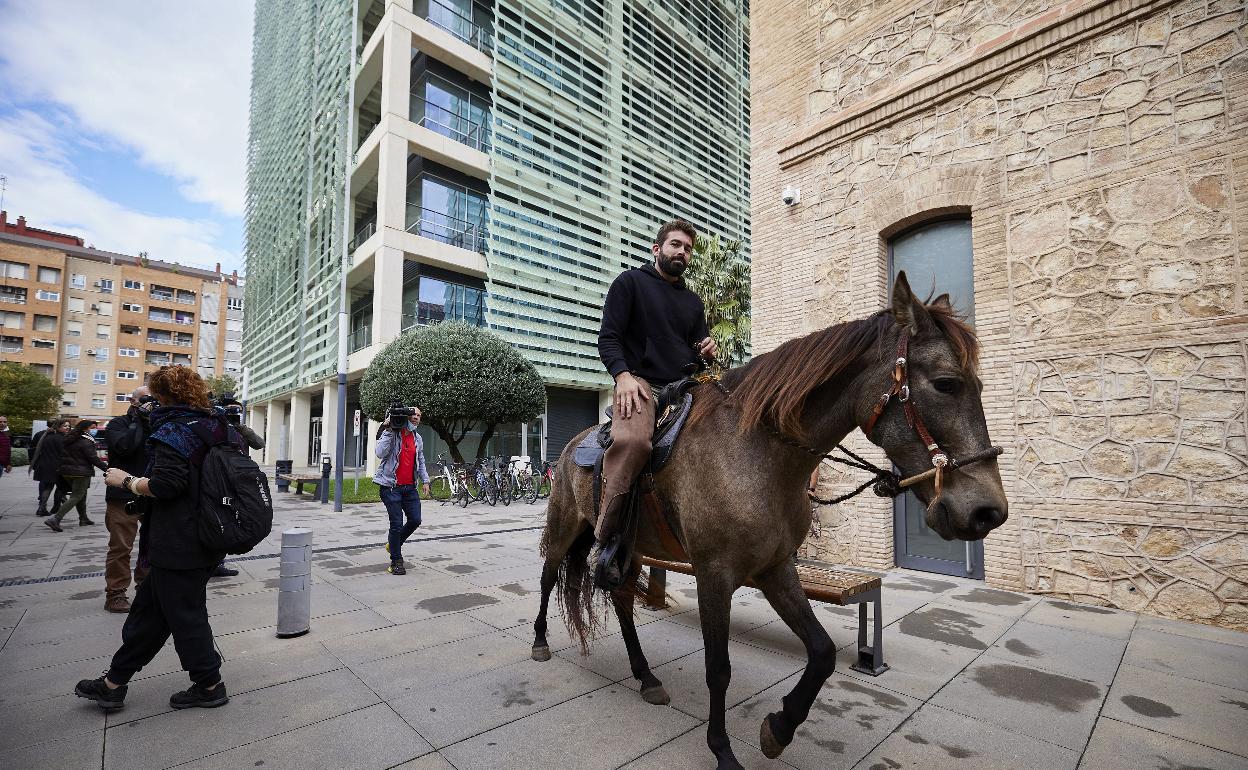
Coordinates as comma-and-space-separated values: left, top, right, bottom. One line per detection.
891, 271, 933, 334
931, 293, 953, 311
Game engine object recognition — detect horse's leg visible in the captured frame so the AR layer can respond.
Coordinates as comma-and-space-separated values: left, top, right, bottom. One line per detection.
611, 563, 669, 705
531, 557, 559, 661
697, 571, 744, 770
752, 557, 836, 759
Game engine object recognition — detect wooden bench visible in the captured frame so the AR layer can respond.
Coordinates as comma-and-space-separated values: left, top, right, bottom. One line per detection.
641, 556, 888, 676
276, 473, 323, 497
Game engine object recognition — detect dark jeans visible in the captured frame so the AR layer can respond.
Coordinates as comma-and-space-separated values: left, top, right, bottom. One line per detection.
37, 479, 68, 515
380, 484, 422, 560
108, 565, 220, 687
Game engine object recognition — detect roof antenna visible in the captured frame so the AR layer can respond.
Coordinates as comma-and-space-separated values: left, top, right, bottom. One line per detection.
0, 175, 7, 213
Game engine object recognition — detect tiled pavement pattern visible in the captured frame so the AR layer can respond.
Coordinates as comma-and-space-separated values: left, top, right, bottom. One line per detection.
1, 470, 1246, 769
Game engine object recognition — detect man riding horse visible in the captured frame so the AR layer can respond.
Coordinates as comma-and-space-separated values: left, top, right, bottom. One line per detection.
595, 219, 717, 587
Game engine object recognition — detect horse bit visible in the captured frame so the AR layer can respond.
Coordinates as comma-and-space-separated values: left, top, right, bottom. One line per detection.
702, 333, 1002, 511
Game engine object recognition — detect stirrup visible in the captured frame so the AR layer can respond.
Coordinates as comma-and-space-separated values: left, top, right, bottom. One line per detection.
594, 536, 625, 591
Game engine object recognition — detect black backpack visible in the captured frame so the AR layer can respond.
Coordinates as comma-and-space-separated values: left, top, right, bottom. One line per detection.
193, 429, 274, 554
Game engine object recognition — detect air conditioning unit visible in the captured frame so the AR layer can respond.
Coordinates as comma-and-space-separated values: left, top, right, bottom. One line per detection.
93, 280, 103, 288
86, 349, 96, 356
90, 304, 100, 311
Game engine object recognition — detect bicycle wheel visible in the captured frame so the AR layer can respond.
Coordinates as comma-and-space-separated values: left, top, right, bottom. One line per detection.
499, 478, 512, 505
482, 474, 498, 506
524, 476, 539, 504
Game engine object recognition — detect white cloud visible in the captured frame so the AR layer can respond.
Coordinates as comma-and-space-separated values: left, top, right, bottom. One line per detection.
0, 109, 239, 271
0, 0, 255, 217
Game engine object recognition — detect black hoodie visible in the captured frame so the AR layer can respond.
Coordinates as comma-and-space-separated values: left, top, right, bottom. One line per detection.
598, 263, 710, 385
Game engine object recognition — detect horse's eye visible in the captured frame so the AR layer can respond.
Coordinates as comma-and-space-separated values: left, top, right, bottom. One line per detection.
933, 378, 961, 394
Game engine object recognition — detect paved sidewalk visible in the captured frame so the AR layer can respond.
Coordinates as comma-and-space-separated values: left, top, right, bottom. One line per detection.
1, 469, 1246, 769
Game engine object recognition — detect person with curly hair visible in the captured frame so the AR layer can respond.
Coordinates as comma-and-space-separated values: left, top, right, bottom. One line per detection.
75, 366, 245, 712
43, 419, 107, 531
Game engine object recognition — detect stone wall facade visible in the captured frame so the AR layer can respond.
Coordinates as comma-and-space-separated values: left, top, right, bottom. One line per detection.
752, 0, 1248, 628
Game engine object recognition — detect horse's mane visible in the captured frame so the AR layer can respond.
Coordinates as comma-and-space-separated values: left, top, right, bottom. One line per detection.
689, 301, 979, 439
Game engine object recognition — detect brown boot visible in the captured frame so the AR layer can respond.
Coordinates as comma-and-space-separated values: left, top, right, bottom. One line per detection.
104, 594, 131, 614
594, 490, 630, 590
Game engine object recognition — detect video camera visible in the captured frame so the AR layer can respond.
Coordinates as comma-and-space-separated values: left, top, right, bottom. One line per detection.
214, 392, 244, 426
387, 401, 416, 430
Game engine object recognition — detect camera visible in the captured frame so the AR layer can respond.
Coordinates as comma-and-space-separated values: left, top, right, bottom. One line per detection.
781, 185, 800, 206
125, 497, 152, 517
387, 401, 415, 429
213, 392, 244, 425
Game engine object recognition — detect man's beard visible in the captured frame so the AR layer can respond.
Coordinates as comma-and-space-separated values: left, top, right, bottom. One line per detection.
658, 253, 688, 276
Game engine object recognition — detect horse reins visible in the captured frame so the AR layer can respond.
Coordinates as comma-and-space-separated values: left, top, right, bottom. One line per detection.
701, 333, 1002, 510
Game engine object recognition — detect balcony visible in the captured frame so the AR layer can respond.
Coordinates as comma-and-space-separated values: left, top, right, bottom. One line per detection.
147, 335, 173, 346
149, 313, 174, 324
0, 288, 27, 305
175, 291, 196, 305
405, 205, 487, 254
150, 290, 174, 302
415, 0, 493, 53
348, 324, 372, 353
0, 336, 21, 354
350, 220, 377, 253
409, 95, 491, 152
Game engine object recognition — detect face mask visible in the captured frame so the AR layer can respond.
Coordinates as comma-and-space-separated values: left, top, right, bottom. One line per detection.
88, 429, 98, 438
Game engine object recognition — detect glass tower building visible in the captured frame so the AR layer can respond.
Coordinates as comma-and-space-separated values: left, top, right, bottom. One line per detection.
243, 0, 749, 470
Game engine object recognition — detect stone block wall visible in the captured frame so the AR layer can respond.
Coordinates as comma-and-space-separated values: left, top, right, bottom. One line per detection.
752, 0, 1248, 628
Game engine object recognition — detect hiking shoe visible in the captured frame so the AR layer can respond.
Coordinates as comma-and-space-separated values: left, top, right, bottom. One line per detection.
75, 676, 127, 711
387, 559, 406, 576
169, 682, 229, 709
43, 517, 63, 533
79, 517, 95, 526
211, 563, 240, 578
104, 595, 131, 613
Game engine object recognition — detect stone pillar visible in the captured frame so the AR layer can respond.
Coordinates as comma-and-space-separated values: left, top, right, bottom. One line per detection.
321, 381, 340, 472
264, 399, 286, 466
246, 405, 264, 462
289, 390, 312, 470
372, 246, 405, 347
380, 23, 412, 123
376, 133, 409, 236
598, 388, 612, 422
366, 418, 381, 477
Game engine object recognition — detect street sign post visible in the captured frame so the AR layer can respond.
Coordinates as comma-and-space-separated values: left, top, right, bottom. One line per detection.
353, 410, 362, 496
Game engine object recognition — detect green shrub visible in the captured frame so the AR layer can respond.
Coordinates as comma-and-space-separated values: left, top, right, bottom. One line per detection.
9, 447, 29, 467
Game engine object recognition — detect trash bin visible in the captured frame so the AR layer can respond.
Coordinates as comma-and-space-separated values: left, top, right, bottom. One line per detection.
275, 459, 293, 492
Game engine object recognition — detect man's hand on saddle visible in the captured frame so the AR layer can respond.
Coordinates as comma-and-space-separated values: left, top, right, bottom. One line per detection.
696, 336, 718, 362
614, 372, 650, 420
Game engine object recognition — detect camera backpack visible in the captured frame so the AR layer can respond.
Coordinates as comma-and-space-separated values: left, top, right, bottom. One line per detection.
193, 426, 274, 555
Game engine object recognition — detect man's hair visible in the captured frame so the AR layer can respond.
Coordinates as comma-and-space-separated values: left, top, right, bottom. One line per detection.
149, 365, 211, 409
655, 220, 697, 247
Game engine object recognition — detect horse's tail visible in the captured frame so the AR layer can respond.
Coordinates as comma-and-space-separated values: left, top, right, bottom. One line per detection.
538, 453, 609, 655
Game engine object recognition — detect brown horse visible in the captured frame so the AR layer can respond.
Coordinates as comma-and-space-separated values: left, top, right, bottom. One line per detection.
531, 273, 1008, 769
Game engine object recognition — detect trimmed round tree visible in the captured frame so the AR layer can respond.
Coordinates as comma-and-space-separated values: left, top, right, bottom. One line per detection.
359, 322, 545, 463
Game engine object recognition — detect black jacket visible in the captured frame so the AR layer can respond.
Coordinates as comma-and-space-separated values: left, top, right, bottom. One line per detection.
30, 431, 65, 482
598, 264, 710, 385
141, 406, 240, 570
105, 408, 151, 501
57, 434, 108, 478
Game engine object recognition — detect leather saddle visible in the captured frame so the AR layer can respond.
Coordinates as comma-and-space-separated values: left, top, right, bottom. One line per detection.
572, 377, 698, 473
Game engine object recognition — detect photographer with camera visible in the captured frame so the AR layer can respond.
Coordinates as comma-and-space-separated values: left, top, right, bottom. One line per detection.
373, 402, 430, 576
101, 387, 157, 613
207, 393, 266, 578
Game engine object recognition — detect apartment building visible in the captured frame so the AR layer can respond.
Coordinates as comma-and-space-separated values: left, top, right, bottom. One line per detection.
0, 214, 245, 422
244, 0, 750, 470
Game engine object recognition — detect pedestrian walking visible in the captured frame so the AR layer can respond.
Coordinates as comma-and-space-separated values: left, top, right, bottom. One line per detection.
44, 420, 107, 532
74, 365, 241, 712
0, 414, 12, 479
30, 419, 71, 517
102, 388, 156, 613
374, 404, 430, 576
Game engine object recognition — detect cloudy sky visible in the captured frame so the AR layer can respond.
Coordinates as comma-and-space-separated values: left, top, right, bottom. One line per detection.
0, 1, 255, 273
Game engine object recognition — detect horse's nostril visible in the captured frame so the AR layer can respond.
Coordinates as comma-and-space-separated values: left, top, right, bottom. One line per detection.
973, 507, 1006, 532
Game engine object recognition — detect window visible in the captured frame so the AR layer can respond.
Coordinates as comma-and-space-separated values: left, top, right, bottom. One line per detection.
68, 297, 85, 313
93, 370, 107, 384
97, 323, 111, 338
65, 320, 82, 337
124, 279, 143, 290
92, 396, 106, 410
63, 367, 79, 383
32, 339, 56, 349
117, 370, 138, 380
38, 266, 61, 283
97, 301, 113, 316
1, 286, 28, 304
0, 310, 22, 329
94, 348, 109, 361
115, 393, 130, 402
71, 274, 86, 289
65, 343, 80, 358
33, 314, 56, 332
226, 297, 244, 311
32, 363, 53, 378
1, 260, 29, 280
226, 319, 243, 333
0, 335, 20, 353
118, 347, 139, 358
122, 302, 142, 312
62, 393, 77, 407
36, 289, 60, 302
97, 279, 114, 293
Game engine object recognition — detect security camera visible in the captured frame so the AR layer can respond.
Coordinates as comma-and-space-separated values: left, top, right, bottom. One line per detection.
781, 185, 800, 206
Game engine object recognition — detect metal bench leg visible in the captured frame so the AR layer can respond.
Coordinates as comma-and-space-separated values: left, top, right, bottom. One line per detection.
643, 567, 668, 610
849, 588, 889, 676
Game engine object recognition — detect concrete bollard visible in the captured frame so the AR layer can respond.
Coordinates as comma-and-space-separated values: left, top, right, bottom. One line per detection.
276, 527, 313, 638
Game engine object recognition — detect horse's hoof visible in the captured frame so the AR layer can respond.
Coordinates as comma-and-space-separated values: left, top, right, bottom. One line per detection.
760, 713, 787, 759
640, 684, 670, 705
531, 645, 551, 662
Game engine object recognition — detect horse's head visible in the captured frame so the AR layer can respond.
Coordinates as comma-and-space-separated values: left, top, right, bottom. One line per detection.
863, 272, 1008, 541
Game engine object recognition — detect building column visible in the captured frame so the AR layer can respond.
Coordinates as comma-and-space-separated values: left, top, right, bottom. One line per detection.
376, 132, 409, 235
372, 246, 405, 346
322, 381, 340, 471
366, 418, 381, 476
598, 388, 612, 423
246, 405, 264, 462
289, 390, 312, 469
380, 23, 412, 123
264, 399, 287, 466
